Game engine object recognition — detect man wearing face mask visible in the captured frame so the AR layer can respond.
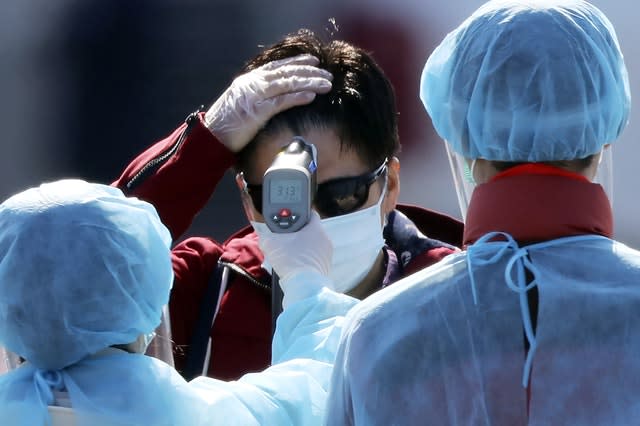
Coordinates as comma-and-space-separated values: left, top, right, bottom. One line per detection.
113, 29, 463, 382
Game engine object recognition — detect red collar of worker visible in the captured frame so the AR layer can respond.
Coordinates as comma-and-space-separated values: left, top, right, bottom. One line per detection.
463, 163, 613, 246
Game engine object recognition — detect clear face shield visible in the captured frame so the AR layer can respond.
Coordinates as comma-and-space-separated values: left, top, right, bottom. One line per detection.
445, 143, 477, 221
445, 143, 614, 221
0, 346, 22, 373
594, 145, 614, 206
144, 305, 175, 367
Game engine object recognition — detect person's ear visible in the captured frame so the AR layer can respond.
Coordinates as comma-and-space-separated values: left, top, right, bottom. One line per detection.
382, 157, 400, 215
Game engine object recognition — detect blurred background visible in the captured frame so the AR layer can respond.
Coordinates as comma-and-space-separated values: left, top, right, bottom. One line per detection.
1, 0, 638, 246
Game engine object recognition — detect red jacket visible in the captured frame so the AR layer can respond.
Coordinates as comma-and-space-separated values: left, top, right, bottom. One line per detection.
113, 111, 464, 380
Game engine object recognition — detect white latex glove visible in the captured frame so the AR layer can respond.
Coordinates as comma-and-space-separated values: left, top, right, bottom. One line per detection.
257, 211, 333, 308
204, 54, 333, 153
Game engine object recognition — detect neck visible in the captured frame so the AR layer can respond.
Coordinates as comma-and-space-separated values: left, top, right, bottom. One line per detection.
347, 250, 385, 300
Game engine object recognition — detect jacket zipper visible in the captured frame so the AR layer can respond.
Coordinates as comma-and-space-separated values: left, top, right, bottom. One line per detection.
220, 261, 272, 293
124, 107, 202, 192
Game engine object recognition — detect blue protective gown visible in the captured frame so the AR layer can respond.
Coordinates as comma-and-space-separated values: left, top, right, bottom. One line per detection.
189, 286, 357, 426
326, 235, 640, 425
0, 286, 357, 426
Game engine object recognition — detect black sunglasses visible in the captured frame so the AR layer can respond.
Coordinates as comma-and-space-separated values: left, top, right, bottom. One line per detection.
242, 159, 388, 218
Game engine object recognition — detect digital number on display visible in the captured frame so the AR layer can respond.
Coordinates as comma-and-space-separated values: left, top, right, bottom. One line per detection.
270, 179, 302, 203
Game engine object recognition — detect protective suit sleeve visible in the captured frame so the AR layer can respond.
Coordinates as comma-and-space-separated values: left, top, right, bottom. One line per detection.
190, 284, 357, 426
321, 297, 362, 425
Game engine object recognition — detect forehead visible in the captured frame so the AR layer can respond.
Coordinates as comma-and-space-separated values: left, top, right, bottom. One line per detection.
248, 127, 370, 183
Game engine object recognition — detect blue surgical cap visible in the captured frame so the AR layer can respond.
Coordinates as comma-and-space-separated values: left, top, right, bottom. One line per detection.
420, 0, 631, 161
0, 180, 173, 370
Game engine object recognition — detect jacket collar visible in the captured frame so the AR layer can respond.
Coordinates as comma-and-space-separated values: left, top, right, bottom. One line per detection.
463, 165, 613, 246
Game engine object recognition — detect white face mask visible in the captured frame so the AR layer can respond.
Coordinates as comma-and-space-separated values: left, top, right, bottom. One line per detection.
251, 178, 387, 294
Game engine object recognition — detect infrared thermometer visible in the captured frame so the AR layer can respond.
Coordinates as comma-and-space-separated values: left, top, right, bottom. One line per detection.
263, 137, 317, 233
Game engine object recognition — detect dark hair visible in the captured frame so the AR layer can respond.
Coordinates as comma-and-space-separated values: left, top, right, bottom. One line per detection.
235, 29, 400, 173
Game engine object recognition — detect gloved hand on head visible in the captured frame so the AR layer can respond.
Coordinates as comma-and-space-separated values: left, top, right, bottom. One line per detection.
256, 211, 333, 308
204, 54, 333, 153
